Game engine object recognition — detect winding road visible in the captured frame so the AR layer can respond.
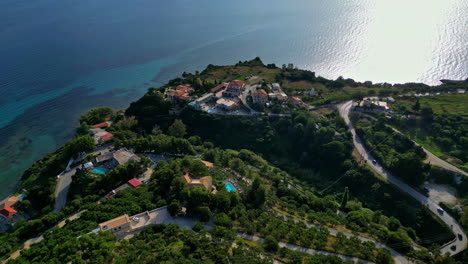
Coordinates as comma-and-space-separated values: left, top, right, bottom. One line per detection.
338, 100, 467, 256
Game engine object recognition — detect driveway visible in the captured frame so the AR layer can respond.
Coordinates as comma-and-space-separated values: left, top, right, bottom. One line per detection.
338, 101, 467, 256
53, 166, 77, 213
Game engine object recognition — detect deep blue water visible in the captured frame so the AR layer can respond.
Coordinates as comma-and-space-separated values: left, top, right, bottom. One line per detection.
0, 0, 467, 198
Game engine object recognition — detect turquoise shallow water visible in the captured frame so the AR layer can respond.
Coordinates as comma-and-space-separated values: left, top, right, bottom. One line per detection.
0, 0, 467, 198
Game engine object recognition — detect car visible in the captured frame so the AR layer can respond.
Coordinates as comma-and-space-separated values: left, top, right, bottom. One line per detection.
372, 159, 377, 164
424, 187, 430, 193
458, 234, 463, 241
437, 207, 444, 215
450, 245, 456, 251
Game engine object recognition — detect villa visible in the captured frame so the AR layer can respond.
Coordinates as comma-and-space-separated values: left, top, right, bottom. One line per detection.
0, 196, 19, 218
90, 128, 113, 144
98, 206, 170, 235
252, 89, 268, 104
95, 148, 141, 167
183, 174, 216, 193
99, 214, 132, 234
222, 80, 245, 97
358, 98, 389, 111
167, 84, 194, 104
216, 98, 239, 111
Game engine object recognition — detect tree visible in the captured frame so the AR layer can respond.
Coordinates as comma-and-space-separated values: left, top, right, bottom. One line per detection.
199, 206, 211, 222
64, 135, 95, 158
214, 213, 232, 227
421, 106, 433, 122
168, 200, 182, 216
168, 119, 187, 137
264, 235, 279, 252
116, 116, 138, 130
412, 99, 420, 111
340, 187, 349, 209
80, 107, 114, 125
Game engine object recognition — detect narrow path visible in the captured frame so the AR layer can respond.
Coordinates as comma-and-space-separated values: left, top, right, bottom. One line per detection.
338, 101, 467, 256
236, 232, 375, 264
272, 208, 410, 264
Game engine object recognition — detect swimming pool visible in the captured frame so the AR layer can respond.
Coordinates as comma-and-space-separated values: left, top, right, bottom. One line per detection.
18, 194, 27, 200
208, 108, 216, 112
225, 182, 236, 192
91, 167, 109, 174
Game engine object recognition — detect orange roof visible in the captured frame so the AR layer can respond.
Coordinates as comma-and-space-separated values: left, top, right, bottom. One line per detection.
183, 174, 191, 184
4, 197, 19, 207
253, 89, 268, 97
201, 160, 214, 168
99, 215, 130, 231
290, 96, 302, 101
0, 206, 17, 218
92, 122, 109, 128
211, 84, 226, 92
228, 80, 244, 87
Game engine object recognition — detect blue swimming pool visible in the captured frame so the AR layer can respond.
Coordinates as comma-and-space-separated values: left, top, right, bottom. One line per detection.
18, 194, 27, 200
91, 167, 109, 174
208, 108, 216, 112
225, 182, 236, 192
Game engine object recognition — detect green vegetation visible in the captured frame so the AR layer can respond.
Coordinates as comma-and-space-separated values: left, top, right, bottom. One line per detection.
2, 59, 467, 264
391, 94, 468, 172
79, 106, 115, 125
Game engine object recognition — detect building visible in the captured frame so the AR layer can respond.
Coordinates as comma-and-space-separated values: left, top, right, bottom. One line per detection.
0, 207, 17, 218
308, 88, 316, 97
216, 98, 239, 111
128, 178, 142, 188
358, 98, 389, 111
211, 83, 226, 93
222, 80, 245, 97
96, 148, 141, 166
167, 84, 194, 104
200, 160, 214, 168
90, 128, 113, 144
271, 83, 281, 91
0, 196, 19, 209
92, 121, 112, 128
183, 175, 216, 192
252, 89, 268, 104
289, 96, 302, 105
99, 215, 132, 234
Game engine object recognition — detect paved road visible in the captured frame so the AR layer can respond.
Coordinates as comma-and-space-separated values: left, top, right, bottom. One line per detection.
237, 233, 375, 264
338, 101, 467, 256
352, 110, 468, 177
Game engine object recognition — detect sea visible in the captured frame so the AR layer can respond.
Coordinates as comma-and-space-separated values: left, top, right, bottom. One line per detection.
0, 0, 467, 198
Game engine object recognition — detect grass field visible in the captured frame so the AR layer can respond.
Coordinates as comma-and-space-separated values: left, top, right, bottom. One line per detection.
396, 94, 468, 115
201, 65, 280, 84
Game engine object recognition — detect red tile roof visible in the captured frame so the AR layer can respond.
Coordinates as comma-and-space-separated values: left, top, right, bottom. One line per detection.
228, 80, 245, 88
92, 122, 109, 128
101, 132, 113, 141
290, 96, 302, 101
211, 84, 226, 92
128, 178, 142, 188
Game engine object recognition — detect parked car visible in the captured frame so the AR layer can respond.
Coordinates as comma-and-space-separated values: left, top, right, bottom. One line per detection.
424, 187, 430, 193
458, 234, 463, 241
437, 207, 444, 215
372, 159, 377, 164
450, 245, 456, 251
